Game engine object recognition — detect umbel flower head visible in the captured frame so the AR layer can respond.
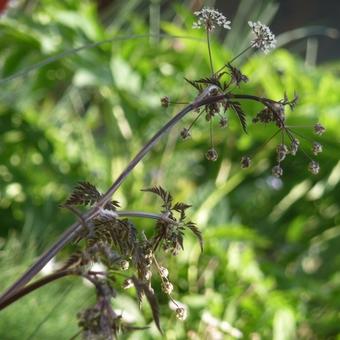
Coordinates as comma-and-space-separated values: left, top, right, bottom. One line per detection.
193, 8, 231, 31
248, 21, 276, 53
166, 8, 325, 177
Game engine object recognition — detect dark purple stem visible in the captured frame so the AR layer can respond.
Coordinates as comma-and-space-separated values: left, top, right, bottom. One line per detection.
0, 269, 75, 310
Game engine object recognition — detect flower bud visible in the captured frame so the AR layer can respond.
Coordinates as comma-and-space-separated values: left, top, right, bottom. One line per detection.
308, 160, 320, 175
176, 307, 187, 321
314, 123, 325, 136
312, 142, 322, 155
272, 164, 283, 178
162, 280, 174, 294
161, 96, 170, 108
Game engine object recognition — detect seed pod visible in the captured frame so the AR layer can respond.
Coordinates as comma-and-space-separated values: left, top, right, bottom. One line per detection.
161, 96, 170, 108
162, 280, 174, 294
206, 148, 218, 161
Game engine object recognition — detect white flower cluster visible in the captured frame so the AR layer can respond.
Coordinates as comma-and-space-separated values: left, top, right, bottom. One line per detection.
193, 8, 231, 32
248, 21, 276, 53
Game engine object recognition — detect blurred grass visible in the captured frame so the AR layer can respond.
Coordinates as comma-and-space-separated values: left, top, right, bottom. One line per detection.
0, 0, 339, 339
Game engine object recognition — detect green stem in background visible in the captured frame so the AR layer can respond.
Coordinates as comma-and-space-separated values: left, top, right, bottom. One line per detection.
207, 30, 214, 75
228, 43, 255, 64
215, 43, 256, 75
0, 34, 204, 86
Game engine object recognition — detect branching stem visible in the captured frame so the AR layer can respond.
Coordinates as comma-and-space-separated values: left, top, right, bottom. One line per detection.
0, 92, 278, 305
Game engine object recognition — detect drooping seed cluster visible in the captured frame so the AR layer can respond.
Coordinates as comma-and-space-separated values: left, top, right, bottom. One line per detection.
169, 10, 325, 178
242, 121, 325, 178
241, 89, 325, 178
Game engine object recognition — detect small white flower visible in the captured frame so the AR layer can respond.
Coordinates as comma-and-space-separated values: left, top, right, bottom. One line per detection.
193, 8, 231, 32
248, 21, 276, 53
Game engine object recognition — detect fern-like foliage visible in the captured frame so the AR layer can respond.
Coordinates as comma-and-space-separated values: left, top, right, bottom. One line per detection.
185, 221, 203, 251
65, 181, 101, 206
57, 185, 200, 337
141, 186, 173, 212
226, 63, 249, 87
229, 101, 248, 133
64, 181, 120, 210
143, 186, 203, 253
89, 217, 137, 258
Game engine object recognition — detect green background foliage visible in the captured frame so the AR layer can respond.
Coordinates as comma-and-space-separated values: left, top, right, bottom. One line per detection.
0, 0, 339, 339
